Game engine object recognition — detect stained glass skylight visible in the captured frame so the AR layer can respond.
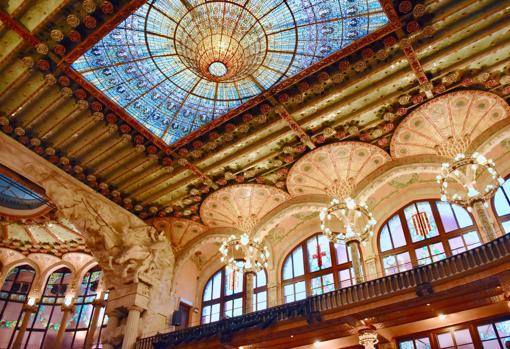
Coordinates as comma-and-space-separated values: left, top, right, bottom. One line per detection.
0, 174, 46, 210
72, 0, 389, 145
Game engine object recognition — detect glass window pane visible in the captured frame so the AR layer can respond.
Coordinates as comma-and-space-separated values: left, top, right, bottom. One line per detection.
295, 281, 306, 300
502, 221, 510, 235
212, 272, 221, 299
307, 235, 332, 272
478, 324, 497, 340
335, 243, 349, 264
437, 201, 458, 232
380, 225, 393, 252
495, 320, 510, 337
283, 257, 293, 280
430, 242, 446, 262
449, 236, 465, 255
454, 329, 473, 345
293, 247, 305, 277
494, 184, 510, 216
405, 202, 439, 242
255, 270, 266, 288
284, 284, 295, 303
437, 332, 454, 348
389, 215, 407, 248
224, 268, 242, 296
452, 204, 473, 228
415, 246, 431, 265
464, 231, 481, 249
416, 338, 431, 349
383, 255, 398, 275
397, 252, 412, 271
399, 340, 414, 349
203, 280, 212, 301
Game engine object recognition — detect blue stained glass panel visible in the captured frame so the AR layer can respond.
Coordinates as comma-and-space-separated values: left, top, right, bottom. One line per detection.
72, 0, 389, 145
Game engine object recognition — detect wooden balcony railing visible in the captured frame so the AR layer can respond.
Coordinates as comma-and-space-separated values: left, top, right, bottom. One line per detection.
136, 234, 510, 349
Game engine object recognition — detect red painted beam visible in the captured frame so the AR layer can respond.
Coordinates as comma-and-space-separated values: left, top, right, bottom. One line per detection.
400, 38, 429, 86
0, 9, 40, 47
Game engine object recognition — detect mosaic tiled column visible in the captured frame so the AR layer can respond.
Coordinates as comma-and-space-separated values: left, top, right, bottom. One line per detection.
55, 303, 75, 349
244, 272, 254, 313
84, 298, 107, 349
12, 303, 38, 349
473, 201, 499, 242
347, 240, 365, 284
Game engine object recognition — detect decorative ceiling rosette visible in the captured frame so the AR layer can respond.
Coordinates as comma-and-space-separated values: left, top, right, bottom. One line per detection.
391, 90, 510, 158
200, 184, 289, 231
152, 217, 206, 251
286, 142, 391, 198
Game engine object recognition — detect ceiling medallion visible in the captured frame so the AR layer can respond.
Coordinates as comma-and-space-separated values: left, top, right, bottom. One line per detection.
72, 0, 390, 145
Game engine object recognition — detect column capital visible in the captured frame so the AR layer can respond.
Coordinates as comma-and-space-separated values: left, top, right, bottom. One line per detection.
92, 299, 107, 308
22, 304, 38, 313
127, 305, 145, 313
61, 304, 76, 313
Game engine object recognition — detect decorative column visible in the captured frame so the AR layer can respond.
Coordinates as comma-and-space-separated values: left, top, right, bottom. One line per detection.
84, 298, 107, 349
12, 302, 38, 349
121, 305, 143, 349
473, 201, 498, 242
347, 240, 365, 284
102, 311, 120, 349
358, 328, 379, 349
55, 302, 76, 349
245, 272, 255, 313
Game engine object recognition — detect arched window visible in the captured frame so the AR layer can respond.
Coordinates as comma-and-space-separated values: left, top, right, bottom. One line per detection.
378, 200, 481, 275
0, 265, 36, 349
493, 177, 510, 234
201, 267, 267, 324
63, 266, 107, 348
281, 234, 354, 304
24, 267, 72, 348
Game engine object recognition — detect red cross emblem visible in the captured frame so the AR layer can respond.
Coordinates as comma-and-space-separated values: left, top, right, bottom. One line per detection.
312, 243, 327, 268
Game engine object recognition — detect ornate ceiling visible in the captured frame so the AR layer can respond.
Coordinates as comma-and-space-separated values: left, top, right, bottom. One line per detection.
71, 0, 389, 145
0, 0, 509, 226
391, 91, 510, 158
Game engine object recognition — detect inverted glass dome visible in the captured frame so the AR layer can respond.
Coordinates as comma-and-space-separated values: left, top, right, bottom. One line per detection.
72, 0, 389, 145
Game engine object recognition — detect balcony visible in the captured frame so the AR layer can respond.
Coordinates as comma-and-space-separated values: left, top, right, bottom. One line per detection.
136, 234, 510, 349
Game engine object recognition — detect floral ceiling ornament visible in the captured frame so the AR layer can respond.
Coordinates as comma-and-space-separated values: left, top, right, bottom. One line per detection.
287, 142, 389, 246
390, 91, 510, 212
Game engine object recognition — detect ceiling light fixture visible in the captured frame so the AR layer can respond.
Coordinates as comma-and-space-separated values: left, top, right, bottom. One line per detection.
219, 233, 269, 273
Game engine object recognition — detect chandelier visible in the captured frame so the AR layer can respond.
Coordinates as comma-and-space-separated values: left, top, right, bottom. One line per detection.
319, 197, 377, 245
219, 233, 269, 273
437, 152, 504, 211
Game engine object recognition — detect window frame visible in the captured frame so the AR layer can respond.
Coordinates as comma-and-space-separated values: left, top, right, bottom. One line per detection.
1, 265, 36, 349
397, 315, 510, 349
378, 199, 481, 275
200, 267, 267, 324
492, 176, 510, 234
281, 233, 356, 301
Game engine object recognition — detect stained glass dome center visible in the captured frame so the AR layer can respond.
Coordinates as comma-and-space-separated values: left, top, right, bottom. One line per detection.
208, 62, 228, 77
72, 0, 390, 145
174, 1, 268, 82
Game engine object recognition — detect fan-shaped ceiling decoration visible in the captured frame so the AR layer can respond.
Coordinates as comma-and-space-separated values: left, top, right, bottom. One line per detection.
200, 184, 289, 230
0, 220, 88, 256
153, 218, 206, 251
391, 90, 510, 158
286, 141, 391, 198
72, 0, 389, 145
